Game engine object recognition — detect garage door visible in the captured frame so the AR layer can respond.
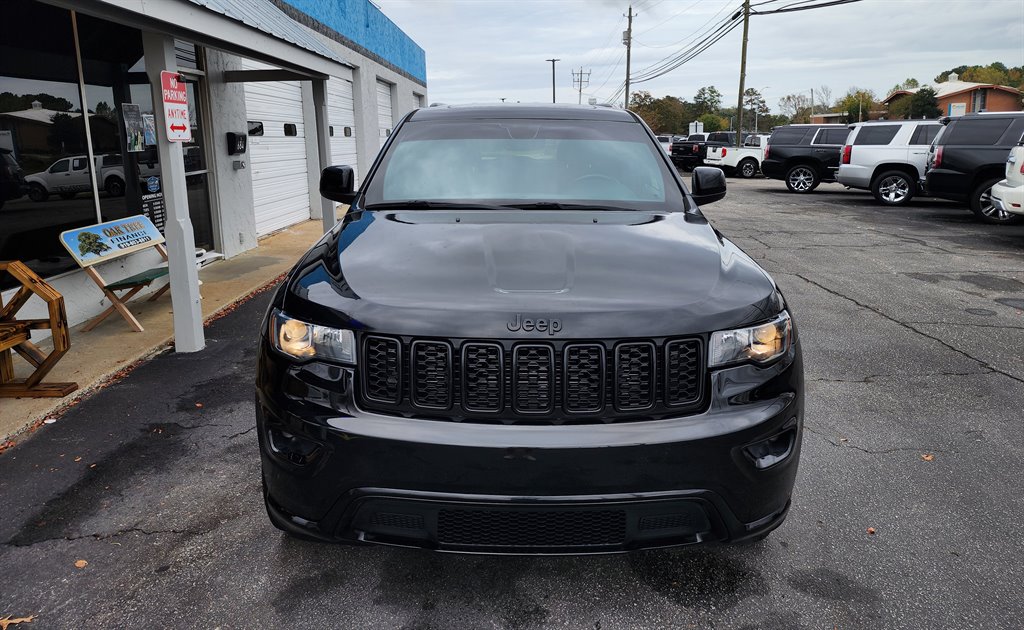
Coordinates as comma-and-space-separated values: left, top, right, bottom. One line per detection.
328, 77, 358, 184
376, 79, 393, 149
243, 59, 310, 236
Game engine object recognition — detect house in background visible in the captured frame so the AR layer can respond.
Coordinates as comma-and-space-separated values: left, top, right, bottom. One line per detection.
883, 73, 1023, 118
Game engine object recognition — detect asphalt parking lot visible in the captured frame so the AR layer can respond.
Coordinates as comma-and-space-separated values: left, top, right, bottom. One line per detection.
2, 177, 1024, 629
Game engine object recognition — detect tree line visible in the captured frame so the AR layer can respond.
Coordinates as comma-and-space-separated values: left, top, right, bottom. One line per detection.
628, 62, 1024, 134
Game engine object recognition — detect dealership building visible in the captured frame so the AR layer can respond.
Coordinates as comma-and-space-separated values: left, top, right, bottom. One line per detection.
0, 0, 425, 350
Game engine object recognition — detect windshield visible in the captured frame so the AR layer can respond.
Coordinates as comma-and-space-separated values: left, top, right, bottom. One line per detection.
362, 118, 686, 211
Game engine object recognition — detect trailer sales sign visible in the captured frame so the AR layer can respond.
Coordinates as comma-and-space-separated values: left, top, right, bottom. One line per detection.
160, 71, 191, 142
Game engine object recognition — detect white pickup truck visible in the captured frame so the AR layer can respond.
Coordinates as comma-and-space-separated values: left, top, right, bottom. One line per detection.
25, 153, 159, 202
703, 134, 771, 178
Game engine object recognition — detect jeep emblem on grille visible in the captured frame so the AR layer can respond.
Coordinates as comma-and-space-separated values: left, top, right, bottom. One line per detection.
507, 313, 562, 335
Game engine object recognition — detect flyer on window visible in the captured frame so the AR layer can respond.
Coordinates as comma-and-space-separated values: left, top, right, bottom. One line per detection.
122, 103, 145, 152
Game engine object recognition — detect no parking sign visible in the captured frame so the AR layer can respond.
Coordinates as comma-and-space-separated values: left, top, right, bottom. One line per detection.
160, 71, 192, 142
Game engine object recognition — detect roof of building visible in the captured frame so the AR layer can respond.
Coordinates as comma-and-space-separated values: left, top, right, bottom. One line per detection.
187, 0, 346, 65
410, 103, 636, 122
884, 79, 1022, 104
0, 108, 83, 124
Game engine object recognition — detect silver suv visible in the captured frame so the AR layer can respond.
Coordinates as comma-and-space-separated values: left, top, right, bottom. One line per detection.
837, 120, 941, 206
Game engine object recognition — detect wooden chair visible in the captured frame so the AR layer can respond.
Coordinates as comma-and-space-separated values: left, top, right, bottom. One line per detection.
0, 261, 78, 398
59, 215, 170, 332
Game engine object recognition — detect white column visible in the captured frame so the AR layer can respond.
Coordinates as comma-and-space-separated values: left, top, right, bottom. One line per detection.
142, 32, 204, 353
311, 78, 334, 233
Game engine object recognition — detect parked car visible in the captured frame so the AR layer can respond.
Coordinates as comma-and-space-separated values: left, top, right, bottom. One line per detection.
0, 148, 27, 209
991, 141, 1024, 217
704, 134, 772, 178
25, 153, 158, 201
256, 104, 804, 553
656, 134, 672, 154
926, 112, 1024, 224
671, 131, 737, 171
761, 124, 850, 193
836, 120, 941, 206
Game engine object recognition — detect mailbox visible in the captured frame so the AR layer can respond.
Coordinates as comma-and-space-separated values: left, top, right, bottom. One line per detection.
226, 132, 247, 156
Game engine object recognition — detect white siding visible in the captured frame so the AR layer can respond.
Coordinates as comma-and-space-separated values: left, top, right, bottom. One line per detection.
328, 77, 358, 184
243, 59, 311, 236
376, 79, 393, 149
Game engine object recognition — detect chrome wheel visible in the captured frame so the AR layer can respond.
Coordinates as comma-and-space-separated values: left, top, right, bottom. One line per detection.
739, 160, 757, 178
786, 166, 815, 192
970, 178, 1020, 224
978, 187, 1009, 220
878, 175, 910, 204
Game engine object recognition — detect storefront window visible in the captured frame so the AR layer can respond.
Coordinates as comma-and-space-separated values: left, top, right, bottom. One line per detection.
0, 1, 214, 290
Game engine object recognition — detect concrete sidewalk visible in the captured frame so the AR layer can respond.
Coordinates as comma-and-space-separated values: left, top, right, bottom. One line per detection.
0, 218, 325, 443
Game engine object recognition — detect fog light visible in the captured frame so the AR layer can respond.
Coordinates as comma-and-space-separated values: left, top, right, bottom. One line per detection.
266, 426, 323, 466
744, 427, 796, 469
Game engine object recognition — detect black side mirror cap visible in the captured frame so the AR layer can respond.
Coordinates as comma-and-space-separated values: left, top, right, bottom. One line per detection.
320, 165, 356, 203
691, 166, 727, 205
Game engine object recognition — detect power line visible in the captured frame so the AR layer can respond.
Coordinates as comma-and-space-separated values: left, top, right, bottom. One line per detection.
751, 0, 863, 14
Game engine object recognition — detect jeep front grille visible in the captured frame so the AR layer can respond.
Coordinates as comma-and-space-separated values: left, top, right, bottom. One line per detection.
359, 335, 706, 424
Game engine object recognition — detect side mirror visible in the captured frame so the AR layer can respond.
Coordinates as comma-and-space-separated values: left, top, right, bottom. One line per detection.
691, 166, 727, 205
320, 165, 356, 203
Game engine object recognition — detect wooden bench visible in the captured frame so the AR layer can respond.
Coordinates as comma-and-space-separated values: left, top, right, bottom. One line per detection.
59, 215, 169, 333
0, 260, 77, 398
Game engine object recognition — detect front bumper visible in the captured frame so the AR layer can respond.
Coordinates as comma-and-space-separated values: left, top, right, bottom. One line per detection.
256, 339, 803, 553
991, 180, 1024, 216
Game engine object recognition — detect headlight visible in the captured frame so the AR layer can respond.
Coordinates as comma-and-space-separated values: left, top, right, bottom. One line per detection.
709, 311, 791, 368
269, 309, 356, 364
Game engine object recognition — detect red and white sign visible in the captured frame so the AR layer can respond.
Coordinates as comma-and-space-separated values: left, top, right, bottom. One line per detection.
160, 71, 191, 142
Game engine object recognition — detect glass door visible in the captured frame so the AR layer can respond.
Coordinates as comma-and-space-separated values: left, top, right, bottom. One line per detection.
181, 74, 215, 251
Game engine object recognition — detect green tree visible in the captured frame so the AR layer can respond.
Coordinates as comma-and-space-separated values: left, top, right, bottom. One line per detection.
47, 112, 86, 154
697, 113, 724, 132
836, 88, 877, 123
888, 86, 941, 119
693, 86, 722, 116
887, 78, 919, 96
908, 86, 941, 119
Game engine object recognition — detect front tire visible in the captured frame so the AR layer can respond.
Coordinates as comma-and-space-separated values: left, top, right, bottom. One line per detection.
871, 171, 915, 206
28, 183, 48, 202
970, 177, 1021, 224
785, 165, 819, 193
105, 177, 125, 197
737, 158, 758, 179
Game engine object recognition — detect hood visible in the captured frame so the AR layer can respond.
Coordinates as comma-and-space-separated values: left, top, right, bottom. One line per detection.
285, 209, 781, 338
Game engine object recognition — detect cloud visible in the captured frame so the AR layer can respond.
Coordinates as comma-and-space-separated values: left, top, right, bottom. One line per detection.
378, 0, 1024, 109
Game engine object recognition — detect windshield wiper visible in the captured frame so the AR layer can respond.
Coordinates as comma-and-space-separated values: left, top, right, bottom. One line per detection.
363, 200, 509, 211
506, 202, 633, 211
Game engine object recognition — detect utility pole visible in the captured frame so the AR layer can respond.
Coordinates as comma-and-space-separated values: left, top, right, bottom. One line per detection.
623, 5, 634, 109
810, 88, 814, 121
546, 58, 560, 103
572, 67, 591, 104
734, 0, 750, 146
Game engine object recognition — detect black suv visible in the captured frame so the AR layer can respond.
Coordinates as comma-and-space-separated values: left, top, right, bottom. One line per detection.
671, 131, 737, 171
926, 112, 1024, 224
761, 124, 850, 193
256, 104, 804, 554
0, 148, 27, 210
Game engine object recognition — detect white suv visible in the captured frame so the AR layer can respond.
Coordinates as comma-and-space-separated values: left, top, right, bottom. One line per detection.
837, 120, 941, 206
991, 142, 1024, 216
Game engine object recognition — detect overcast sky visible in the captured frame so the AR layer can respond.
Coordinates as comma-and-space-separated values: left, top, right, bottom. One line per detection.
376, 0, 1024, 112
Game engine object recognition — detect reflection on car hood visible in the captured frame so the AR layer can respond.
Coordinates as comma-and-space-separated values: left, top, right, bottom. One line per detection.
286, 209, 781, 338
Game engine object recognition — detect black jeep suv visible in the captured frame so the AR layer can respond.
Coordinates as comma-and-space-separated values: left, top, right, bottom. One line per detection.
761, 124, 850, 193
925, 112, 1024, 224
256, 104, 804, 554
